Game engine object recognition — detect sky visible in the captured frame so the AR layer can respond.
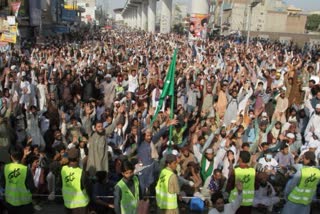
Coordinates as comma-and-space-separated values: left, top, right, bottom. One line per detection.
110, 0, 320, 12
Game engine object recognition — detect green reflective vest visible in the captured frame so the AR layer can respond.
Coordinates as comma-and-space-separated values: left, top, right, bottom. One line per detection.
288, 166, 320, 205
4, 163, 32, 206
229, 167, 255, 206
156, 168, 178, 210
116, 176, 139, 214
61, 165, 89, 209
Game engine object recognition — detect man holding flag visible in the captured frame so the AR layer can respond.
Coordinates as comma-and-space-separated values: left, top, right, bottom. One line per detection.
137, 49, 179, 196
151, 49, 178, 152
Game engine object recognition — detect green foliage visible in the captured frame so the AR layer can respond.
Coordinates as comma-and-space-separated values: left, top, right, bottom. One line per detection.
306, 14, 320, 31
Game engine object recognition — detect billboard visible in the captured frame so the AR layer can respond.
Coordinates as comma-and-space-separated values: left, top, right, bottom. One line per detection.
0, 31, 17, 43
189, 14, 209, 40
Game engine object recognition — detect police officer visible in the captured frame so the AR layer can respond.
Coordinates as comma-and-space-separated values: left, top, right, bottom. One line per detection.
282, 151, 320, 214
61, 148, 89, 214
0, 145, 35, 214
156, 154, 180, 214
227, 151, 256, 214
114, 160, 140, 214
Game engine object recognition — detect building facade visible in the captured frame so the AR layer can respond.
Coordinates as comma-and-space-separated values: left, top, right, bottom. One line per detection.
217, 0, 307, 34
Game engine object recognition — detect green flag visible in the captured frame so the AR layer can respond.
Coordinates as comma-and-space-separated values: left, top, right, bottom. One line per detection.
151, 49, 178, 127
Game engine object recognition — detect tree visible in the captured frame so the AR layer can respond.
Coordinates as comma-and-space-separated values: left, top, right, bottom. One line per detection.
173, 23, 185, 35
306, 14, 320, 32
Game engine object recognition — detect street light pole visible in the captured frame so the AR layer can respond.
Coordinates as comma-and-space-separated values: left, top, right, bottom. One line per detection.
220, 0, 224, 35
246, 4, 252, 48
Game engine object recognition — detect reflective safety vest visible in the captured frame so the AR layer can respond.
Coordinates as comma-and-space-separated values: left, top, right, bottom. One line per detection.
156, 168, 178, 209
288, 166, 320, 205
61, 165, 89, 209
4, 163, 32, 206
116, 176, 139, 214
229, 167, 255, 206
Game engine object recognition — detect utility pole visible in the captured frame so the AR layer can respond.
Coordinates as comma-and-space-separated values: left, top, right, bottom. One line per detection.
246, 0, 261, 48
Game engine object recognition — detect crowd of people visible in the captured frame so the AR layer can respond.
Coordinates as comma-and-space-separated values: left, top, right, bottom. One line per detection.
0, 27, 320, 214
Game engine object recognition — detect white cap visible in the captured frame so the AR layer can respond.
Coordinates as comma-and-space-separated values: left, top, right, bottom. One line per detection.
10, 65, 16, 70
286, 133, 295, 139
21, 71, 26, 77
105, 74, 112, 78
231, 120, 237, 124
162, 148, 179, 157
206, 148, 213, 154
309, 141, 317, 148
316, 104, 320, 109
166, 141, 174, 146
229, 146, 237, 155
262, 112, 268, 117
171, 150, 179, 156
288, 117, 297, 123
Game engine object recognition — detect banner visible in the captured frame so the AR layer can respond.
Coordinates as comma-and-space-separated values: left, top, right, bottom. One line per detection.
9, 24, 18, 34
0, 19, 9, 32
0, 32, 17, 43
189, 14, 209, 40
7, 16, 16, 25
10, 1, 20, 16
0, 41, 10, 53
8, 0, 25, 16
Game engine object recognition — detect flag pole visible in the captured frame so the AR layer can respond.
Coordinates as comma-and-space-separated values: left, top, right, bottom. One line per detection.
150, 48, 177, 154
168, 49, 177, 153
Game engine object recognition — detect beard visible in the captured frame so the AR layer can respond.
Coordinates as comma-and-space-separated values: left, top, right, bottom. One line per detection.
97, 129, 105, 136
316, 111, 320, 115
206, 156, 213, 162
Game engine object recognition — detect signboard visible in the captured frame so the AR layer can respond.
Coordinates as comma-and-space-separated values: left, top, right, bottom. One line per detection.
61, 8, 77, 22
64, 4, 78, 10
189, 14, 209, 40
53, 26, 70, 34
0, 32, 17, 43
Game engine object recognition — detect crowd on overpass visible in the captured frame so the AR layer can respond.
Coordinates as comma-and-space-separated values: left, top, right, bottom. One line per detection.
0, 27, 320, 214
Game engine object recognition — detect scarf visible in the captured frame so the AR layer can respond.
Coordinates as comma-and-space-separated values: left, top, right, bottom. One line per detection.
200, 156, 213, 182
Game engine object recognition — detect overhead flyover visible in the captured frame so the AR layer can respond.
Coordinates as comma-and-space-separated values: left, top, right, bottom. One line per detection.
121, 0, 173, 33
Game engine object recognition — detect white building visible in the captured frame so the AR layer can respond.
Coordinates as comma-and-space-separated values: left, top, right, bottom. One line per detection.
172, 3, 188, 25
